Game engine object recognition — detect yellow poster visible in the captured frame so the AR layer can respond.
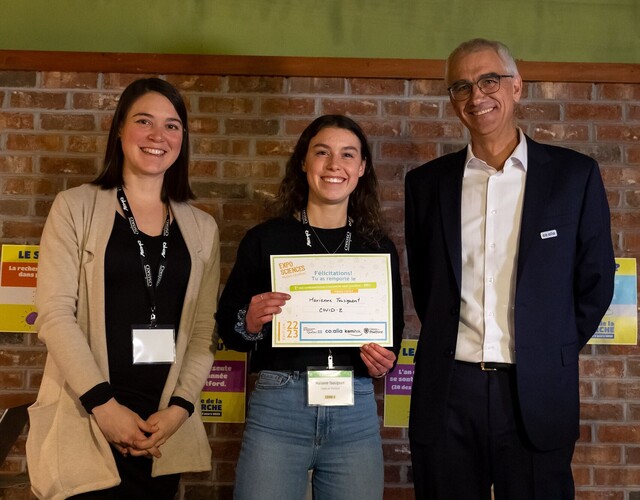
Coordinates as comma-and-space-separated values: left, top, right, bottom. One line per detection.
0, 244, 39, 333
383, 339, 417, 428
200, 339, 247, 423
589, 257, 638, 345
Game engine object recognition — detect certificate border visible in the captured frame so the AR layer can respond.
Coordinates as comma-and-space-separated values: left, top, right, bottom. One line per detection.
270, 253, 393, 348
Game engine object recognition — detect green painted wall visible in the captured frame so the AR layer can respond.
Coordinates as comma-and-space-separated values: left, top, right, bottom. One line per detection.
1, 0, 638, 63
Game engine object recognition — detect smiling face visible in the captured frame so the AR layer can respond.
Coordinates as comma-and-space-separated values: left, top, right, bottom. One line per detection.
447, 48, 522, 146
119, 91, 184, 182
303, 126, 366, 211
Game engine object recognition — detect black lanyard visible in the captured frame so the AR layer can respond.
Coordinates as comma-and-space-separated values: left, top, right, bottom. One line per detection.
300, 209, 354, 366
116, 187, 170, 326
300, 208, 353, 253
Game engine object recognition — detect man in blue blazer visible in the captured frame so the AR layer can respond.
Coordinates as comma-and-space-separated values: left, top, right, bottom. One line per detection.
405, 38, 615, 499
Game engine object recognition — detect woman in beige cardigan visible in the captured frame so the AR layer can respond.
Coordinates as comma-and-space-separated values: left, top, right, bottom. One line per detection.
26, 78, 220, 500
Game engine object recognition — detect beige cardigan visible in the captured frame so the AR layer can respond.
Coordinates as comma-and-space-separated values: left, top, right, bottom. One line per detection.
26, 184, 220, 499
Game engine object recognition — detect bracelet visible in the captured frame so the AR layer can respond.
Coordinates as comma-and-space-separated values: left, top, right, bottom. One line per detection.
234, 306, 265, 341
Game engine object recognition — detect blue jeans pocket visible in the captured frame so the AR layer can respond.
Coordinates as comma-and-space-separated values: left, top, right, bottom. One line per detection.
354, 376, 374, 396
255, 370, 293, 389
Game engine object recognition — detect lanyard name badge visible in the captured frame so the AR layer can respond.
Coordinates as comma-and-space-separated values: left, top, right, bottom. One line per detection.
300, 209, 355, 406
307, 352, 354, 406
117, 187, 176, 365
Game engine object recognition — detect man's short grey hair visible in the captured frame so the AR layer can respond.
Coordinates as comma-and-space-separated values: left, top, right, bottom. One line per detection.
445, 38, 520, 84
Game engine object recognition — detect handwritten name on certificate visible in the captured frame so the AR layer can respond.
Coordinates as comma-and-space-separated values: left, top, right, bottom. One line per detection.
270, 254, 393, 348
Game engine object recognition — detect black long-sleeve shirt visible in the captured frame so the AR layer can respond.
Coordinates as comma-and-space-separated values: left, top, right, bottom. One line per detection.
80, 214, 192, 416
216, 216, 404, 376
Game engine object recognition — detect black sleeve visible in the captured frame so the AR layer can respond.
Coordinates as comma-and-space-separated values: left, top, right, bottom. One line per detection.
79, 382, 115, 414
404, 169, 424, 320
574, 158, 615, 347
389, 240, 405, 359
169, 396, 195, 417
216, 227, 268, 352
379, 237, 405, 370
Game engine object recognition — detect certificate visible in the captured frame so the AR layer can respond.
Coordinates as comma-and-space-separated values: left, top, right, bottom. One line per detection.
270, 254, 393, 347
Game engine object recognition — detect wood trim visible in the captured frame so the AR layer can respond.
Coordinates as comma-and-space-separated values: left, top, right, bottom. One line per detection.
0, 393, 36, 409
0, 50, 639, 83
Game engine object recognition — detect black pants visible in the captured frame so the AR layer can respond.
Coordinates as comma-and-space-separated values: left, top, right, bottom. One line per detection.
68, 446, 180, 500
410, 361, 575, 500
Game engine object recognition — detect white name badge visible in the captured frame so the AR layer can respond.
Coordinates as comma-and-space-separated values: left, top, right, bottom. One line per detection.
132, 326, 176, 364
307, 368, 354, 406
540, 229, 558, 239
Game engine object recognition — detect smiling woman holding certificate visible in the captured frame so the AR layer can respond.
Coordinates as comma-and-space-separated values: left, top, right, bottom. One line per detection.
217, 114, 404, 500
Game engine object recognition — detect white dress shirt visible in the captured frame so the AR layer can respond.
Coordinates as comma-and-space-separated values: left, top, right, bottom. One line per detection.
455, 130, 528, 364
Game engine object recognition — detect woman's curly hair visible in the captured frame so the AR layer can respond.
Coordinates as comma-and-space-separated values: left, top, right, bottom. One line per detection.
271, 114, 384, 246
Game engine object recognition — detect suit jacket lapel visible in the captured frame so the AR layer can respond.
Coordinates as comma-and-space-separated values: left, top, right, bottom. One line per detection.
517, 137, 553, 280
440, 148, 466, 292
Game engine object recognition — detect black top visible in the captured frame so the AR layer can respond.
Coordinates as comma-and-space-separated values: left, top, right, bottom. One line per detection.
100, 213, 191, 419
216, 216, 404, 376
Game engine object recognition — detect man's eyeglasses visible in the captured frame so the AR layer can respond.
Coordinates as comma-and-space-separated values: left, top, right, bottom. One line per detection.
448, 74, 514, 101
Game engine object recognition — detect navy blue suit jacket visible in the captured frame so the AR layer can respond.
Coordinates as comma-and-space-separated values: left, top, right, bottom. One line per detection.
405, 136, 615, 451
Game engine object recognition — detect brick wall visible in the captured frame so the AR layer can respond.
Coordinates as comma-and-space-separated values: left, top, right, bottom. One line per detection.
0, 69, 639, 500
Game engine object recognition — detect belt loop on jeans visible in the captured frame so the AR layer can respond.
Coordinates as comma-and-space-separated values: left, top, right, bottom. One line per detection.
282, 370, 302, 380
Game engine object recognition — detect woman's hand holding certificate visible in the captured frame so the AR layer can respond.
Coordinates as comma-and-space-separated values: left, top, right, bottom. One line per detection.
245, 291, 291, 334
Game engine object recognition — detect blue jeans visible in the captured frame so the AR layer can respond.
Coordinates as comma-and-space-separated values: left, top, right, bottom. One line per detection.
233, 371, 383, 500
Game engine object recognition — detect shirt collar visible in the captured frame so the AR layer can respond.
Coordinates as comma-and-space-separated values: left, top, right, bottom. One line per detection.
464, 128, 528, 173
